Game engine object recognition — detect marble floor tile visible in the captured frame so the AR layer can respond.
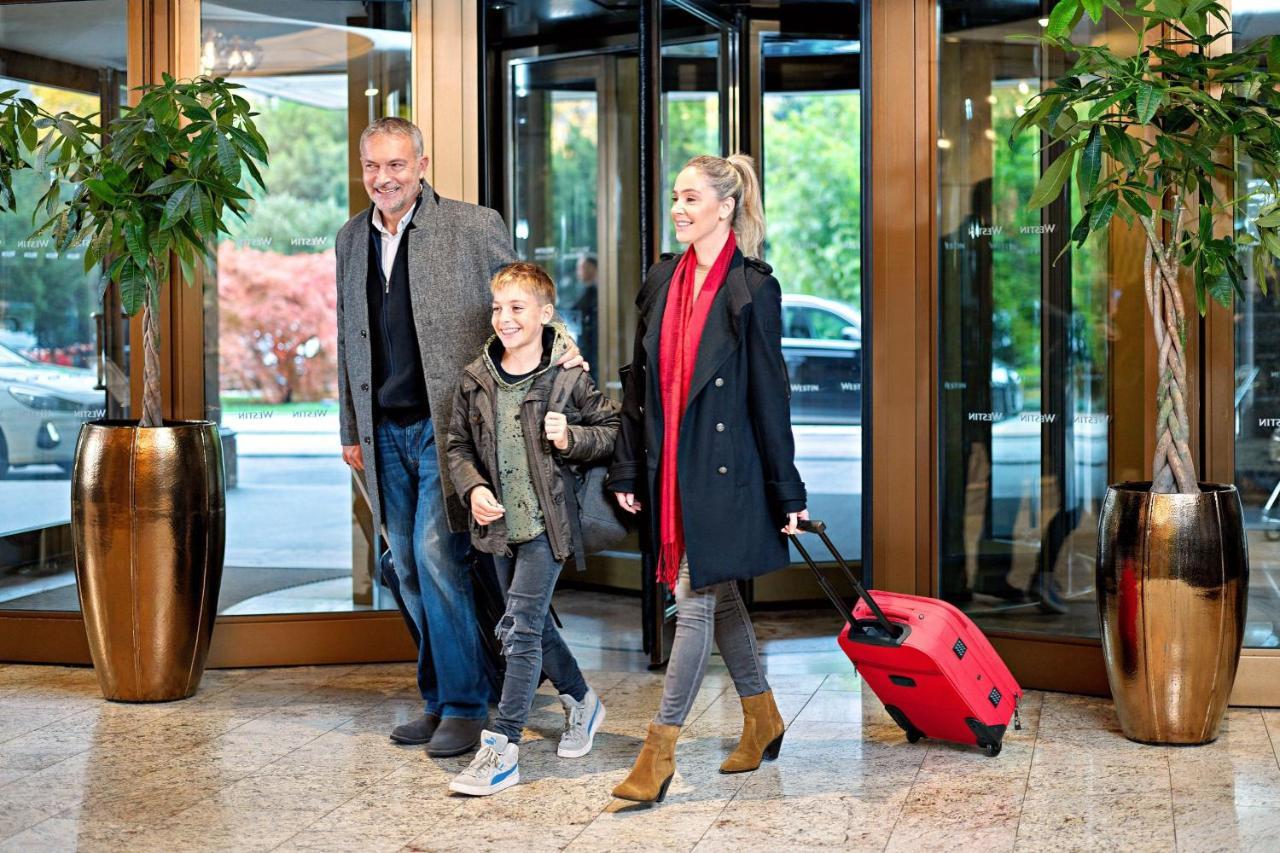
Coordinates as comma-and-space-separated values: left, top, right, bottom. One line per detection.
1172, 799, 1280, 853
1015, 790, 1175, 853
1, 650, 1278, 852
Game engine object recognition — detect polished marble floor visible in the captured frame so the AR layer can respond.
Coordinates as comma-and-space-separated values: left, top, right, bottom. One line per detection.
2, 601, 1279, 851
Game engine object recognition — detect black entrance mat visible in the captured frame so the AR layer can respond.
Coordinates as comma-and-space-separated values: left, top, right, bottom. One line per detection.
0, 566, 349, 613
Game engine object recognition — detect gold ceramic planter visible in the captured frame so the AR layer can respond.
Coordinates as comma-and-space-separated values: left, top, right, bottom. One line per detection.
71, 420, 226, 702
1096, 481, 1248, 745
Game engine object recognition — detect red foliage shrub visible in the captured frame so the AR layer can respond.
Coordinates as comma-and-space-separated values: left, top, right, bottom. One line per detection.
217, 243, 337, 404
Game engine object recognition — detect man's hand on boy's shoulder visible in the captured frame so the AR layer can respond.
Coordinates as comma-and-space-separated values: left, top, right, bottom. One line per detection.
555, 341, 588, 374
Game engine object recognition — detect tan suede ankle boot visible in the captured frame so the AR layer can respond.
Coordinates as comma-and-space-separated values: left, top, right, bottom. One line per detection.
612, 722, 680, 802
719, 689, 785, 773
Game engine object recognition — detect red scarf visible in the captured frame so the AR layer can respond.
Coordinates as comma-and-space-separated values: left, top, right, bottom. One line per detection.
656, 232, 737, 589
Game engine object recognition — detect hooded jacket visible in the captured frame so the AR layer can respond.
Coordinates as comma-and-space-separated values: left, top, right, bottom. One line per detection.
446, 325, 620, 563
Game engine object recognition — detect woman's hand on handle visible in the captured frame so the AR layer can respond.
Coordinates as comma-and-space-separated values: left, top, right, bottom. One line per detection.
615, 492, 643, 515
781, 508, 810, 535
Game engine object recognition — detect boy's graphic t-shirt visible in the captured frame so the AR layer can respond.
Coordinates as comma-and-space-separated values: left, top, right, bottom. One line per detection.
493, 363, 545, 544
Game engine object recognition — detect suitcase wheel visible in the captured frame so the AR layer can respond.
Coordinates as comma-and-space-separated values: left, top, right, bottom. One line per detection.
984, 742, 1002, 758
884, 706, 925, 744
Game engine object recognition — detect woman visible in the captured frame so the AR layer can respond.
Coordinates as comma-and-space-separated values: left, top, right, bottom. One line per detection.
606, 153, 807, 803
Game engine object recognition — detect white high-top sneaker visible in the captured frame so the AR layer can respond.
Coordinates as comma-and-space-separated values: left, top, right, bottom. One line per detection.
557, 688, 605, 758
448, 730, 520, 796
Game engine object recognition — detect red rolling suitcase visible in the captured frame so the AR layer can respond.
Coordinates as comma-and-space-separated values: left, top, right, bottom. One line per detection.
792, 520, 1022, 756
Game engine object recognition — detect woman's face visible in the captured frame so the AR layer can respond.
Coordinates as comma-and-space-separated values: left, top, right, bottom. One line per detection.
670, 166, 734, 246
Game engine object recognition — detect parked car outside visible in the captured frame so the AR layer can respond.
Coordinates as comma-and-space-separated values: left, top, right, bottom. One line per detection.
780, 293, 1023, 425
0, 343, 103, 478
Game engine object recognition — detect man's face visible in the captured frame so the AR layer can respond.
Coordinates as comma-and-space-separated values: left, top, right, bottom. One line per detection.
360, 132, 428, 219
576, 258, 598, 284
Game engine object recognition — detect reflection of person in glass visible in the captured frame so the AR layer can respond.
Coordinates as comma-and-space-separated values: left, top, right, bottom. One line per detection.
607, 154, 808, 803
572, 254, 599, 379
335, 117, 584, 758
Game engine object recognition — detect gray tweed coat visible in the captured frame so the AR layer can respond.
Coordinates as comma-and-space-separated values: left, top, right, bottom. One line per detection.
336, 182, 517, 536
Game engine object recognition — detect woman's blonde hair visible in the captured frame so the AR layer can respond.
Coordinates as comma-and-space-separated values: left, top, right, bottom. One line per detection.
683, 153, 766, 258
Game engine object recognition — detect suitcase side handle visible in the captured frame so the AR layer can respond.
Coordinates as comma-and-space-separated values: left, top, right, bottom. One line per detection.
791, 519, 900, 640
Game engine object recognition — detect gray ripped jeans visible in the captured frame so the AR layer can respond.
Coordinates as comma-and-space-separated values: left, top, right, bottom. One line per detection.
655, 557, 770, 726
491, 533, 589, 743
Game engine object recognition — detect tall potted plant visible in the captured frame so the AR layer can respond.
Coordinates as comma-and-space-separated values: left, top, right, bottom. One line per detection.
1015, 0, 1280, 743
0, 76, 268, 701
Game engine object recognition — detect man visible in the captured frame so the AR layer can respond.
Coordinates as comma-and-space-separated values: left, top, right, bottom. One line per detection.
336, 117, 567, 756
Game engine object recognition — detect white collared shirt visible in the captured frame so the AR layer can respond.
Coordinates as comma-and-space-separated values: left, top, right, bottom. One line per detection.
371, 196, 419, 284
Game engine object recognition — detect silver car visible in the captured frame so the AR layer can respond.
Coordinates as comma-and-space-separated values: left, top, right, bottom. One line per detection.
0, 344, 103, 478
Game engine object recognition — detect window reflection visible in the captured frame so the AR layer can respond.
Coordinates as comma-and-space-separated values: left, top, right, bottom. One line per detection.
1233, 5, 1280, 650
203, 0, 411, 615
0, 0, 125, 613
937, 2, 1111, 636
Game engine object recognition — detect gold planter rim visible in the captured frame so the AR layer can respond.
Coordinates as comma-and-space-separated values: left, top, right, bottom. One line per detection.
84, 419, 218, 430
1108, 480, 1237, 496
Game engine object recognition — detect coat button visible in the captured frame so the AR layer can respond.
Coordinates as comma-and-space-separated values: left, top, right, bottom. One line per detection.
639, 405, 644, 414
360, 330, 367, 338
716, 423, 725, 432
718, 466, 728, 475
363, 437, 371, 445
714, 377, 724, 387
361, 383, 369, 391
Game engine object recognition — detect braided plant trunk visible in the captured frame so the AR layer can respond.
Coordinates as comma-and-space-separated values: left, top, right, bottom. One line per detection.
140, 297, 164, 429
1140, 205, 1197, 496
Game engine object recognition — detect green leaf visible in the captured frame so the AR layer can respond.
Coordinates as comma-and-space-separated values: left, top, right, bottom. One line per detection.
82, 179, 118, 205
1088, 190, 1119, 232
1269, 36, 1280, 73
118, 261, 146, 315
1082, 0, 1103, 21
1123, 189, 1153, 218
191, 189, 214, 234
124, 223, 149, 269
1136, 83, 1162, 124
1046, 0, 1082, 38
215, 132, 241, 183
1078, 127, 1102, 196
160, 183, 193, 229
144, 174, 189, 195
1029, 146, 1077, 209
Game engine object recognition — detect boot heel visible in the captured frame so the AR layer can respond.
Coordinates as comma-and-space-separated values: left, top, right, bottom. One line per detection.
763, 732, 784, 761
655, 773, 674, 803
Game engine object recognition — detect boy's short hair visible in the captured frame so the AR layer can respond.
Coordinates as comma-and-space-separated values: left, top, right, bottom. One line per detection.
491, 262, 557, 306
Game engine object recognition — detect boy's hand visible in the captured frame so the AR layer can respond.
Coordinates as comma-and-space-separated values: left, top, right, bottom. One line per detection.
615, 492, 642, 514
470, 487, 505, 525
544, 412, 570, 450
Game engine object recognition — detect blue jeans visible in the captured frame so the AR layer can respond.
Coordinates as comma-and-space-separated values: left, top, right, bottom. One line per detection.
376, 417, 488, 720
491, 534, 589, 743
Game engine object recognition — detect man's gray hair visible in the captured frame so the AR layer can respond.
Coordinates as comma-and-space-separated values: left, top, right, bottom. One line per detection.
359, 117, 424, 159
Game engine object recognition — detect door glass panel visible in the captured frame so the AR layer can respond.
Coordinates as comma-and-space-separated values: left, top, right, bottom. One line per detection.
937, 2, 1112, 636
202, 0, 411, 615
0, 0, 126, 613
661, 3, 722, 254
507, 52, 641, 397
760, 23, 863, 561
1233, 6, 1280, 650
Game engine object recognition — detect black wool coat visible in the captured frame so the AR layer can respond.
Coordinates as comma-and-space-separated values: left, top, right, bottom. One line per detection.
607, 249, 807, 590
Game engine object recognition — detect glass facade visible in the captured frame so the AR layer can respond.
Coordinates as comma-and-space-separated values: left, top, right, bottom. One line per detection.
1233, 5, 1280, 650
0, 0, 126, 613
937, 2, 1112, 637
202, 0, 411, 615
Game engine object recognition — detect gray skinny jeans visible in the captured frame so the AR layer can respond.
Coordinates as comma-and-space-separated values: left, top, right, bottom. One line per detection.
655, 557, 770, 726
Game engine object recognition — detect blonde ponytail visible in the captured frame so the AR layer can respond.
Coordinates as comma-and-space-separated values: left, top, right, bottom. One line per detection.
684, 153, 767, 258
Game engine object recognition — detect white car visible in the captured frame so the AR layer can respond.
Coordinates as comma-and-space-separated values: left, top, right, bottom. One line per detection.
0, 344, 103, 478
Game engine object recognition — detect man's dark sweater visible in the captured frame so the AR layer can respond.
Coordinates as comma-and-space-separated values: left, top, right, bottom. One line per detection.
367, 200, 429, 425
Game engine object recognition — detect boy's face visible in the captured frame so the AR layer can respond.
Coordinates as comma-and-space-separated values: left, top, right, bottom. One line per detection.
491, 284, 555, 352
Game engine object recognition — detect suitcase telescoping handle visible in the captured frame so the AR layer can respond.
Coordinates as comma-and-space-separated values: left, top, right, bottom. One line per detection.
791, 519, 899, 640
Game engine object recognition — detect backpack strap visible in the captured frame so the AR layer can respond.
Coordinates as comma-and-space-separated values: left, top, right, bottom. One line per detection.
547, 366, 586, 565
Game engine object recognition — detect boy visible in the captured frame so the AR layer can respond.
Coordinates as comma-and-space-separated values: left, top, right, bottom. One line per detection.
445, 262, 617, 796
